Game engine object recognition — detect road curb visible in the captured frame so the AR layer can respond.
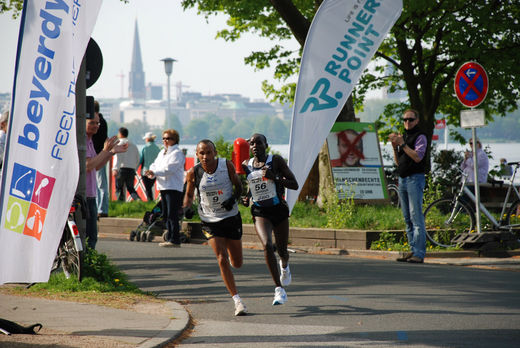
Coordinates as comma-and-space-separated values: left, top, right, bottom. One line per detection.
98, 217, 520, 260
137, 301, 190, 348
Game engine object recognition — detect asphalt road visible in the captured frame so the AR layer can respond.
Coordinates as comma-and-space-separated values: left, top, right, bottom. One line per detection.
98, 240, 520, 347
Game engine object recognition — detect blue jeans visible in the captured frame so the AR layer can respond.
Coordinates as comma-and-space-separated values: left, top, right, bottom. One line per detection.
398, 173, 426, 259
161, 190, 183, 244
96, 165, 109, 214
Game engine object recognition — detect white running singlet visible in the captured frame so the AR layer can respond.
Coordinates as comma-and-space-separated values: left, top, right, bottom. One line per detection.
197, 158, 238, 222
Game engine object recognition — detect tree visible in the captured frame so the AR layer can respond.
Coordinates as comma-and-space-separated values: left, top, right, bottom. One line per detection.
181, 0, 356, 202
184, 118, 210, 141
0, 1, 23, 16
181, 0, 520, 204
268, 116, 289, 144
214, 135, 233, 160
365, 1, 520, 148
169, 113, 183, 135
216, 117, 237, 140
253, 115, 271, 136
182, 0, 520, 145
230, 118, 255, 140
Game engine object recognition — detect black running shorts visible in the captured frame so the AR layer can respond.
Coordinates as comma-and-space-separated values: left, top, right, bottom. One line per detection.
251, 201, 289, 227
201, 213, 243, 240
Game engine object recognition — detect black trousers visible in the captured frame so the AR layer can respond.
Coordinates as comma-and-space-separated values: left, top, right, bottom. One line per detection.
115, 167, 138, 201
161, 189, 183, 244
141, 175, 156, 201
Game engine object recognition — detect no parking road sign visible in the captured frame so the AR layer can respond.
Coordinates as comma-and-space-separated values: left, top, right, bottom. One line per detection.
454, 61, 488, 107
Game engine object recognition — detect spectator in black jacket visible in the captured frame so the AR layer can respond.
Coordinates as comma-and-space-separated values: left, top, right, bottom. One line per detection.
389, 109, 428, 264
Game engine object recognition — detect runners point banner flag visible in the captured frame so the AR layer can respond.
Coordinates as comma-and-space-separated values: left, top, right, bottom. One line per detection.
286, 0, 402, 213
0, 0, 102, 284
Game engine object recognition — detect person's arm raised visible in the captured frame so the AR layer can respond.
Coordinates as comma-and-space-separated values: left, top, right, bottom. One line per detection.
87, 136, 128, 172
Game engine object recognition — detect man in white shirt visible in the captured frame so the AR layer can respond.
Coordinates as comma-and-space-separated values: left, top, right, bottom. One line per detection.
112, 127, 140, 201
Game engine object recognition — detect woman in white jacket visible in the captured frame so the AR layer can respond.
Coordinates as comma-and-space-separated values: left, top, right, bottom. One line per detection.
145, 129, 185, 247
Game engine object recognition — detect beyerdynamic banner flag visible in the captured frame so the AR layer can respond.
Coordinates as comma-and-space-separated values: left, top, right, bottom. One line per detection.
0, 0, 102, 284
286, 0, 402, 213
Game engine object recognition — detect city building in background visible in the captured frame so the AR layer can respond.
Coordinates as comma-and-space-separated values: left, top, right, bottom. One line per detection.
0, 17, 292, 141
99, 17, 291, 131
128, 19, 146, 100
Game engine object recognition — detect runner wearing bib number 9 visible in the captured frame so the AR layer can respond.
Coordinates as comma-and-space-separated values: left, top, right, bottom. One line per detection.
242, 134, 299, 306
183, 139, 248, 316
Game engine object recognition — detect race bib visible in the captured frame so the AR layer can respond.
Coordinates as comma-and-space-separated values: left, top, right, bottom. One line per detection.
249, 170, 277, 203
201, 184, 226, 213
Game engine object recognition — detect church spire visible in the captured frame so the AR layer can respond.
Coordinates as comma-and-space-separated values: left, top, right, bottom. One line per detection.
129, 19, 146, 100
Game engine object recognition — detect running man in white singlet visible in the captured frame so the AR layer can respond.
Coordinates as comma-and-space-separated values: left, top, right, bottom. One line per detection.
183, 139, 247, 316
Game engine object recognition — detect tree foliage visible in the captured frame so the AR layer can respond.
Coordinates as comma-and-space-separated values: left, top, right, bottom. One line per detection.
5, 1, 518, 151
0, 0, 23, 17
181, 0, 314, 104
181, 0, 520, 149
369, 0, 520, 146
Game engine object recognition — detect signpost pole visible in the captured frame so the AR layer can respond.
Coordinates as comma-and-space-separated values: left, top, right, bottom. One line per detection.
454, 61, 488, 235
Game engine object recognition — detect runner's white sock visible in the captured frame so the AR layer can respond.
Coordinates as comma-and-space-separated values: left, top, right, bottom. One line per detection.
232, 294, 241, 303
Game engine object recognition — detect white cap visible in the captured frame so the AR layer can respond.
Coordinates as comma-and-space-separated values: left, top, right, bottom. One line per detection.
142, 132, 156, 141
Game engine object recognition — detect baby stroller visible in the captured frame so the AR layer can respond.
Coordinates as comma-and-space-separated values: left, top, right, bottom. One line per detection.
129, 200, 190, 243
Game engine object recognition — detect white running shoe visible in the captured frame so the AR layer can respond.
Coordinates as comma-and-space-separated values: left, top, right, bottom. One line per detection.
279, 261, 292, 287
159, 242, 180, 248
234, 299, 248, 316
272, 286, 288, 305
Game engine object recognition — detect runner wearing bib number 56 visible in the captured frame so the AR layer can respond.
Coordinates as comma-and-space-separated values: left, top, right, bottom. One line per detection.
242, 134, 298, 306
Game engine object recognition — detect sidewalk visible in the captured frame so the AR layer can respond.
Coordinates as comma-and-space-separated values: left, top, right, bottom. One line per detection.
0, 293, 189, 347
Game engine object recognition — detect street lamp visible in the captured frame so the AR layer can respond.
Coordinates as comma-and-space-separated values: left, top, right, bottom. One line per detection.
161, 57, 177, 129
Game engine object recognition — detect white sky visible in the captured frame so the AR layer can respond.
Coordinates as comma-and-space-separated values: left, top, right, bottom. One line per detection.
0, 0, 299, 101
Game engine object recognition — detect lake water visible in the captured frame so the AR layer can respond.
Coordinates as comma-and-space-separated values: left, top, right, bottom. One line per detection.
178, 143, 519, 171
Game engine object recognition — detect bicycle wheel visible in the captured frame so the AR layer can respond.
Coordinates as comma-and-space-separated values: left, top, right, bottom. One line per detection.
424, 198, 475, 248
505, 199, 520, 239
57, 221, 83, 281
387, 184, 400, 207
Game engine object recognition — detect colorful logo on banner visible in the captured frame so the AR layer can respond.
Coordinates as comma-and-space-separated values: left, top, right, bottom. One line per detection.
4, 163, 55, 240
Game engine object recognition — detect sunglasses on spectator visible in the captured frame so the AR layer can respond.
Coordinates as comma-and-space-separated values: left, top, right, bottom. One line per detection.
403, 118, 416, 123
163, 137, 172, 140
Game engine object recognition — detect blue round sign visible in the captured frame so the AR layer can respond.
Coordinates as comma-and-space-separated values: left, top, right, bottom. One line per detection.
454, 62, 488, 107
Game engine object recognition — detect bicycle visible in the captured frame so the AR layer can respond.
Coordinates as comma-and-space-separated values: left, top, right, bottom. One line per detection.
51, 194, 85, 281
385, 166, 400, 207
423, 161, 520, 248
387, 183, 401, 207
